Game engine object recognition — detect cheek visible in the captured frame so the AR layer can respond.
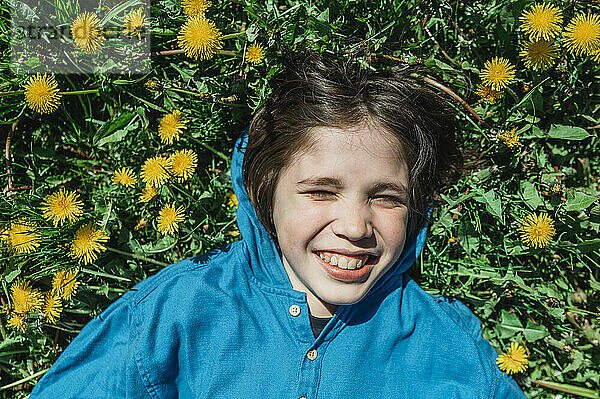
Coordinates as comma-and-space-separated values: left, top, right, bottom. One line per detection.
374, 209, 409, 249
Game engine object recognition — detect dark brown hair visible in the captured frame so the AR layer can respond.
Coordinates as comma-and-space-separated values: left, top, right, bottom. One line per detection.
242, 47, 462, 239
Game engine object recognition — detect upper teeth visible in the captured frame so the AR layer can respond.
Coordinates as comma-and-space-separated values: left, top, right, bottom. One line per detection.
318, 252, 369, 269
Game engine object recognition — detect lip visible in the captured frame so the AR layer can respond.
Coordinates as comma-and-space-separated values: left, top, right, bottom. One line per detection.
315, 252, 374, 282
314, 249, 376, 257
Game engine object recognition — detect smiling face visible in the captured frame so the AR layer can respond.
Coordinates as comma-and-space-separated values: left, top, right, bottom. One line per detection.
272, 123, 410, 317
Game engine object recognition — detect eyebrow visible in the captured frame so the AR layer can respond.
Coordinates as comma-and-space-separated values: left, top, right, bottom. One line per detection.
296, 177, 408, 197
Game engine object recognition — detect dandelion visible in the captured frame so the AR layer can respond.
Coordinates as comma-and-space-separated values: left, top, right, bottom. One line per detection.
475, 83, 503, 104
10, 279, 43, 314
134, 218, 148, 231
145, 80, 160, 92
182, 0, 211, 18
7, 313, 27, 333
69, 223, 110, 265
42, 187, 84, 227
497, 128, 522, 148
42, 292, 63, 324
519, 2, 563, 41
226, 193, 238, 209
139, 185, 158, 203
563, 13, 600, 56
23, 73, 62, 114
4, 219, 41, 255
112, 167, 137, 187
141, 156, 171, 188
550, 183, 562, 194
496, 342, 529, 375
177, 17, 224, 61
123, 8, 148, 40
520, 39, 559, 70
479, 57, 516, 91
158, 110, 188, 144
157, 203, 186, 235
52, 268, 80, 300
70, 11, 105, 53
519, 212, 556, 248
246, 44, 265, 64
169, 149, 198, 182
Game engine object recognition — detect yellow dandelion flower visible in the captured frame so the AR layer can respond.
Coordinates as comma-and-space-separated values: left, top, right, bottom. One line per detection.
519, 212, 556, 249
4, 219, 41, 255
479, 57, 516, 91
145, 80, 160, 92
169, 149, 198, 182
520, 39, 559, 70
139, 185, 158, 203
519, 2, 563, 41
123, 8, 148, 40
42, 292, 63, 324
52, 268, 80, 300
70, 11, 105, 54
23, 73, 62, 114
158, 110, 188, 145
496, 342, 529, 375
157, 203, 186, 235
564, 13, 600, 56
112, 167, 137, 187
246, 44, 265, 64
226, 193, 238, 209
182, 0, 211, 18
497, 128, 522, 148
134, 218, 148, 231
550, 183, 562, 194
10, 279, 43, 314
475, 83, 503, 104
7, 313, 27, 333
42, 187, 84, 227
177, 17, 224, 61
69, 223, 110, 265
141, 156, 171, 188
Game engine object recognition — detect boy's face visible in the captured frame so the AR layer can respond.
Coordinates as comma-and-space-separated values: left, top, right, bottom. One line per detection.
272, 124, 410, 317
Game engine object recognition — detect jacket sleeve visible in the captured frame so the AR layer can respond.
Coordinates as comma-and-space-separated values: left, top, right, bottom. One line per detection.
444, 299, 528, 399
30, 293, 153, 399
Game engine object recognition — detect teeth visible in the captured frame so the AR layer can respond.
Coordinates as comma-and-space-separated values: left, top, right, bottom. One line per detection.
347, 258, 357, 269
318, 252, 368, 270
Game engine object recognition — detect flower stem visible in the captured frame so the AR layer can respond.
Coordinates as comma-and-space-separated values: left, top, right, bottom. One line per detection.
0, 90, 23, 98
105, 246, 170, 267
59, 89, 100, 95
0, 368, 49, 391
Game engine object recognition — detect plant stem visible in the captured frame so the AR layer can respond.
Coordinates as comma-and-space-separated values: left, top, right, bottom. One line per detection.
0, 368, 49, 391
59, 89, 99, 95
105, 246, 169, 267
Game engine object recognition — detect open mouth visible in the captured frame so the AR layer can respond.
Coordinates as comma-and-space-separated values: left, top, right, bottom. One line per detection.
314, 251, 373, 270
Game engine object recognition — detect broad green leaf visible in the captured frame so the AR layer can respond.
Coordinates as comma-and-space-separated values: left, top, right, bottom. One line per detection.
94, 112, 135, 146
497, 310, 523, 339
523, 320, 549, 342
474, 189, 503, 222
521, 181, 542, 210
565, 191, 598, 212
547, 125, 591, 141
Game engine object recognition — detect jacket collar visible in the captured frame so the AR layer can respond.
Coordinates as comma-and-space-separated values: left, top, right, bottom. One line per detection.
231, 129, 428, 302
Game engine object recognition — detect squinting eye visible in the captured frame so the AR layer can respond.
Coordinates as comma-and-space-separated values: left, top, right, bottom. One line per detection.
373, 196, 405, 206
306, 190, 336, 199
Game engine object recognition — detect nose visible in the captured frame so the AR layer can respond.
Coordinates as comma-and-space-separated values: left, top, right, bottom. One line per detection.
331, 201, 373, 242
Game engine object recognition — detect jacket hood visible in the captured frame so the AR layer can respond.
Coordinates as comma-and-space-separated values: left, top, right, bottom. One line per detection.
231, 129, 429, 303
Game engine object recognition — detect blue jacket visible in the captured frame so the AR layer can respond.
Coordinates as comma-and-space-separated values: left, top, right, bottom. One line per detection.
31, 132, 527, 398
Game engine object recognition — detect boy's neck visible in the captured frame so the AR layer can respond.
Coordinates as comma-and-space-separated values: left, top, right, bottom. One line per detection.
308, 302, 338, 318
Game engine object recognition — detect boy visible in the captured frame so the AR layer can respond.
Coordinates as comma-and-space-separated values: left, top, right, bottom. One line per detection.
31, 48, 527, 398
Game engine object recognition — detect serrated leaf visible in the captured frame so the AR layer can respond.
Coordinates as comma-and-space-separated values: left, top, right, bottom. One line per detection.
474, 189, 503, 222
565, 191, 598, 212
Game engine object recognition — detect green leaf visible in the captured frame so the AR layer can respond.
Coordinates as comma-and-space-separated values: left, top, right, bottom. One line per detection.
474, 189, 503, 222
497, 310, 523, 339
521, 181, 542, 210
565, 191, 598, 212
93, 112, 135, 146
547, 125, 591, 141
523, 320, 549, 342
